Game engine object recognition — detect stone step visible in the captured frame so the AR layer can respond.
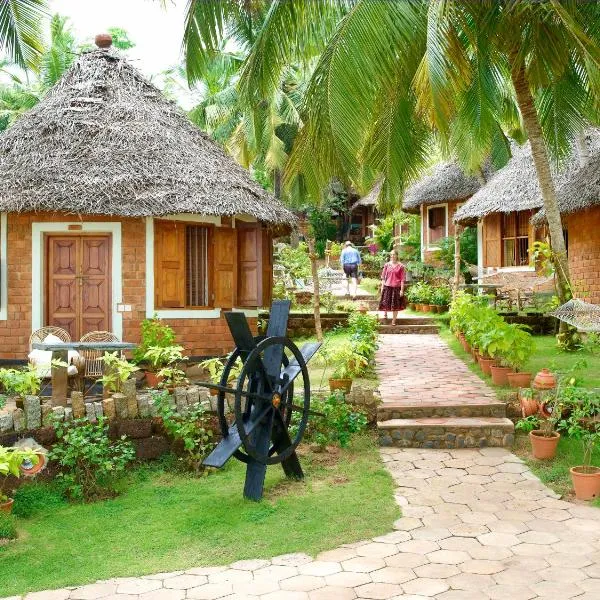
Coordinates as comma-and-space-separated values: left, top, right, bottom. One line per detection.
381, 317, 436, 325
377, 402, 507, 420
378, 324, 440, 334
377, 417, 515, 449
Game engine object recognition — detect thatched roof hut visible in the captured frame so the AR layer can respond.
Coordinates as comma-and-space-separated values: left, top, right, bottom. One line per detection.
0, 47, 294, 225
402, 162, 484, 214
351, 180, 381, 211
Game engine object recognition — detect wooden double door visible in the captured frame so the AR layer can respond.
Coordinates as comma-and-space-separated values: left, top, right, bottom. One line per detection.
46, 235, 112, 340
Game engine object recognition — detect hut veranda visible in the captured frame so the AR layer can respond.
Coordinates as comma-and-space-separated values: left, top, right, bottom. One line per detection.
0, 42, 295, 360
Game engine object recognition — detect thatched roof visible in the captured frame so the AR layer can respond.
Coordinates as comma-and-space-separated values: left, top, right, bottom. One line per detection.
402, 162, 484, 214
456, 131, 600, 225
532, 135, 600, 226
0, 46, 294, 225
351, 180, 381, 211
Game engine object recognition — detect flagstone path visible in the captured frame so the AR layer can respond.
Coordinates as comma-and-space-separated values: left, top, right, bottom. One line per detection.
7, 336, 600, 600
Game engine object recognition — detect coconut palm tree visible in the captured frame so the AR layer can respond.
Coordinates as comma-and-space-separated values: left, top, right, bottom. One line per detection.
0, 0, 48, 70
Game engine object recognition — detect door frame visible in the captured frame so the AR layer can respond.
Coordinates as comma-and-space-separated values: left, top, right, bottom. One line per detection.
32, 222, 123, 339
45, 233, 113, 340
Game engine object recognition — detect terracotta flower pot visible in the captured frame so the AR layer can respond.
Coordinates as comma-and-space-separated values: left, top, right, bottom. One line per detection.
409, 303, 416, 311
0, 498, 14, 513
422, 304, 432, 312
520, 393, 540, 418
145, 371, 163, 388
570, 466, 600, 500
533, 368, 557, 391
507, 372, 532, 388
19, 452, 46, 476
529, 430, 560, 460
490, 365, 513, 386
471, 347, 479, 360
329, 378, 352, 394
478, 356, 497, 376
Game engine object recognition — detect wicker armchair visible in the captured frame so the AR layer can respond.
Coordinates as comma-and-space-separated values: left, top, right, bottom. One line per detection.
29, 326, 71, 350
79, 331, 121, 378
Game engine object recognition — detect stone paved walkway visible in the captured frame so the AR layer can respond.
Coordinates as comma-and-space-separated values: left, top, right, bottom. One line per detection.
377, 335, 498, 407
8, 447, 600, 600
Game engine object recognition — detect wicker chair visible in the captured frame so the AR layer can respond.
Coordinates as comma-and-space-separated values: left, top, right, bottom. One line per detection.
29, 326, 71, 350
79, 331, 121, 379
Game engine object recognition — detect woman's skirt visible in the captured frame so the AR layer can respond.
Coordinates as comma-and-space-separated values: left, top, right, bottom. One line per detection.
379, 285, 406, 311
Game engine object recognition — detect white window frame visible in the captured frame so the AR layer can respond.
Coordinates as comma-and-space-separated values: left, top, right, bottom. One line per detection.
426, 203, 448, 250
31, 221, 123, 339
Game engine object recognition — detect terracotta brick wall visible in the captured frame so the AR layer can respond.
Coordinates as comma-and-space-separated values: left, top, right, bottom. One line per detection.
0, 212, 256, 361
422, 199, 463, 265
566, 207, 600, 304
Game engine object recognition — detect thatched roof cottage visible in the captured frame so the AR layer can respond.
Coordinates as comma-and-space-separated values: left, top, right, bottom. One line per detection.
402, 162, 484, 263
0, 37, 295, 360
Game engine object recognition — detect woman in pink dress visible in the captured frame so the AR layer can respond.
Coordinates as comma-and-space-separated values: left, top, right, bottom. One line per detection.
378, 249, 406, 324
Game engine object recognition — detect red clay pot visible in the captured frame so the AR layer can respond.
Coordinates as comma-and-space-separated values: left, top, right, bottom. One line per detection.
530, 430, 560, 460
507, 372, 532, 388
0, 498, 14, 513
329, 378, 352, 394
533, 368, 557, 391
19, 452, 46, 476
570, 466, 600, 500
145, 371, 163, 388
490, 365, 513, 386
422, 304, 432, 313
520, 393, 540, 418
478, 356, 497, 376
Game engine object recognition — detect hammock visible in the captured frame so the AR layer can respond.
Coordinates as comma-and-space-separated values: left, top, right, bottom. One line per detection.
550, 299, 600, 332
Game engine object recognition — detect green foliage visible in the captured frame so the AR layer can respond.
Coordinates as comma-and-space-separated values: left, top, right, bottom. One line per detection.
199, 354, 243, 385
157, 366, 189, 389
49, 417, 135, 501
0, 446, 40, 503
434, 227, 478, 274
515, 415, 540, 434
320, 345, 368, 380
408, 281, 433, 304
107, 27, 135, 50
431, 285, 452, 306
0, 512, 17, 539
143, 345, 186, 371
12, 482, 66, 518
308, 207, 337, 257
302, 392, 368, 448
99, 352, 140, 394
361, 250, 388, 272
152, 391, 215, 474
366, 216, 399, 252
0, 364, 41, 397
275, 242, 311, 280
133, 316, 176, 364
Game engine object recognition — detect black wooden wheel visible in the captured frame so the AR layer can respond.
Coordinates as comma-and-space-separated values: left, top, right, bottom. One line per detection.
234, 336, 310, 465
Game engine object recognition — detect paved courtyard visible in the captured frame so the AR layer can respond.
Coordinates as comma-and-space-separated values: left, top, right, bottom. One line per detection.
8, 446, 600, 600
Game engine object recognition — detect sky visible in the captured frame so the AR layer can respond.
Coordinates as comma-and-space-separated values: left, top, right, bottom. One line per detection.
50, 0, 188, 77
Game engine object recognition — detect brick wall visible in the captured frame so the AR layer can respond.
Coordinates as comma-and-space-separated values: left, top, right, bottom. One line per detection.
422, 199, 463, 265
0, 212, 255, 361
566, 207, 600, 304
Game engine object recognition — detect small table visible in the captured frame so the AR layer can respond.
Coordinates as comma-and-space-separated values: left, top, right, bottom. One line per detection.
32, 341, 137, 406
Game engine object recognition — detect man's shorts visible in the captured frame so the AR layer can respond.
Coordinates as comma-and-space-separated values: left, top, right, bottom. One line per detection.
343, 263, 359, 278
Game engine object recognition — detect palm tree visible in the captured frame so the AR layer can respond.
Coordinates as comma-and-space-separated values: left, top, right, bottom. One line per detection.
0, 0, 48, 70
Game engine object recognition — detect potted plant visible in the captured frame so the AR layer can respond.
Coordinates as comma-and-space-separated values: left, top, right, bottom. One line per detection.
563, 393, 600, 500
329, 241, 342, 260
143, 345, 187, 388
503, 326, 535, 388
0, 365, 41, 410
405, 285, 418, 311
321, 346, 368, 393
199, 354, 243, 395
0, 446, 41, 513
99, 351, 140, 394
133, 315, 176, 366
519, 387, 539, 417
432, 286, 451, 313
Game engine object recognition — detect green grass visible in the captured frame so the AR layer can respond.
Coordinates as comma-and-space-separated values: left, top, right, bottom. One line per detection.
440, 327, 600, 390
513, 433, 600, 506
0, 434, 398, 596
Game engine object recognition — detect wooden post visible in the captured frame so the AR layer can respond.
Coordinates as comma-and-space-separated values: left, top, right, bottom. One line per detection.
51, 349, 69, 407
454, 225, 462, 295
306, 236, 323, 342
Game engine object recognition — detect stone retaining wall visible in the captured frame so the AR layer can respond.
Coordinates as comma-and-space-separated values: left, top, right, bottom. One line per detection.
260, 311, 349, 337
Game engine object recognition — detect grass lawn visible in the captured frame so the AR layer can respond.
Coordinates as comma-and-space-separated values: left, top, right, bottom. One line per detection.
0, 434, 398, 596
513, 432, 600, 506
440, 327, 600, 389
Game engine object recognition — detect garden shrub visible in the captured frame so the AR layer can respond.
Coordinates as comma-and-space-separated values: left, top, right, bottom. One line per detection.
0, 512, 17, 539
275, 242, 311, 281
49, 417, 135, 501
153, 391, 215, 475
133, 315, 176, 364
12, 482, 67, 518
347, 312, 379, 372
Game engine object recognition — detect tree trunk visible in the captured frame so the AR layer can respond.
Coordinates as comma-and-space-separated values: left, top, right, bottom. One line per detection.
454, 225, 462, 294
306, 236, 323, 342
511, 66, 574, 345
576, 131, 590, 167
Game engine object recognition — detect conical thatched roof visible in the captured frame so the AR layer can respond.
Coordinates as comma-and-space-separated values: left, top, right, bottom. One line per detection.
532, 134, 600, 226
351, 180, 381, 210
0, 47, 295, 225
456, 131, 600, 226
402, 162, 484, 214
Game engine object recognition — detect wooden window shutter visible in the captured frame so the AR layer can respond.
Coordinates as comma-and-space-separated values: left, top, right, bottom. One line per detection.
261, 229, 273, 307
155, 221, 185, 308
237, 224, 261, 307
213, 227, 237, 308
483, 213, 502, 268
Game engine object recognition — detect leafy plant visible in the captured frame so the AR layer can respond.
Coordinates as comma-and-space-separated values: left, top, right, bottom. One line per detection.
320, 345, 368, 380
274, 242, 312, 280
516, 415, 540, 433
153, 390, 215, 474
366, 216, 399, 252
199, 354, 243, 385
0, 365, 41, 397
143, 345, 187, 371
133, 315, 176, 364
0, 446, 40, 503
328, 241, 343, 257
432, 285, 452, 306
49, 417, 135, 501
299, 392, 368, 448
157, 366, 189, 389
99, 352, 140, 394
409, 281, 433, 304
559, 393, 600, 472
